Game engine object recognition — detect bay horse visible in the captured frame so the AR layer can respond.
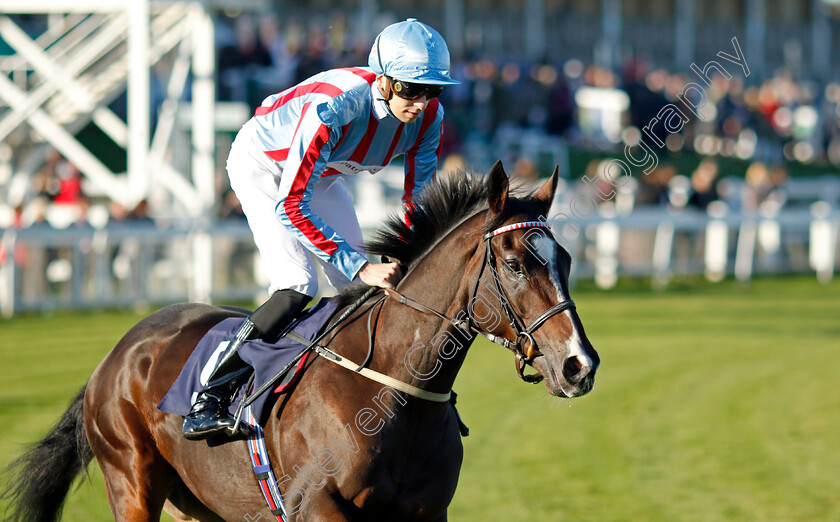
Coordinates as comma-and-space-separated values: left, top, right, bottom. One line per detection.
2, 161, 599, 521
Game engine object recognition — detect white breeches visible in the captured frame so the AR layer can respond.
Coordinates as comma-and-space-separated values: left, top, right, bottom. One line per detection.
226, 130, 366, 298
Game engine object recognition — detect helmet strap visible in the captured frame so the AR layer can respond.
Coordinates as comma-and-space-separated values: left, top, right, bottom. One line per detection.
377, 78, 397, 123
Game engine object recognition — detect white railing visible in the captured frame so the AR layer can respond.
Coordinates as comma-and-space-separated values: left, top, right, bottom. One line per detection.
553, 202, 838, 290
1, 199, 837, 317
0, 219, 264, 316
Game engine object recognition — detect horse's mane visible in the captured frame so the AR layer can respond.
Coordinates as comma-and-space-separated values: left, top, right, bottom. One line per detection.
366, 171, 491, 269
335, 170, 536, 305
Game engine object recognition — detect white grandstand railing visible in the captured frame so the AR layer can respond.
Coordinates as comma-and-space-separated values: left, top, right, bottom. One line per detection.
552, 202, 838, 289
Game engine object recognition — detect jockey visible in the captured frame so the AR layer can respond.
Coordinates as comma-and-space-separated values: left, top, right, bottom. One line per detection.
183, 18, 459, 440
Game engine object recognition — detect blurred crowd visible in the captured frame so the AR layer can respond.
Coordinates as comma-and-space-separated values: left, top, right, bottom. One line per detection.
213, 13, 840, 168
5, 150, 152, 231
576, 156, 793, 216
209, 12, 838, 217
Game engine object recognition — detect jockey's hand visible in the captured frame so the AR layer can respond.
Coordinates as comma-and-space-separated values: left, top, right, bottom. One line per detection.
358, 262, 403, 289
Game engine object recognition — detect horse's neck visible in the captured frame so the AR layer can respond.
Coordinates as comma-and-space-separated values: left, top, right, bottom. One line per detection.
376, 223, 482, 395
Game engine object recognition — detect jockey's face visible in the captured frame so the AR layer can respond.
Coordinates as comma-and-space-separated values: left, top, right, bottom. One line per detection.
376, 75, 437, 123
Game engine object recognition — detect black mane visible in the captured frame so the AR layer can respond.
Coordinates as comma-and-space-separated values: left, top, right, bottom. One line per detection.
366, 171, 490, 270
335, 170, 536, 306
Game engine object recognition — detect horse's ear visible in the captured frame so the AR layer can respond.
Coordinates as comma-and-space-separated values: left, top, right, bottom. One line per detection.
532, 164, 559, 213
487, 160, 509, 215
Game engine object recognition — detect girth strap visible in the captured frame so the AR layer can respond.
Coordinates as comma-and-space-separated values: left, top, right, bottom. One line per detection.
245, 406, 288, 521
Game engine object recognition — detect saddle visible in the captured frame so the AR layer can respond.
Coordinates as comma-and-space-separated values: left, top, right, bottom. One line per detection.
157, 298, 343, 426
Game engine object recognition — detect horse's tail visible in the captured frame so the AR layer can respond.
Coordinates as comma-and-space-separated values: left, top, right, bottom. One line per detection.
1, 384, 94, 522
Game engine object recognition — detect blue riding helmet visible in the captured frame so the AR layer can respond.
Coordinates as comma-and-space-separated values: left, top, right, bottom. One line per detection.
368, 18, 460, 86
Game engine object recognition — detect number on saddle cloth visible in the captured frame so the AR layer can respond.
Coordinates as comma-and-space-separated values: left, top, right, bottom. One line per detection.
157, 298, 344, 426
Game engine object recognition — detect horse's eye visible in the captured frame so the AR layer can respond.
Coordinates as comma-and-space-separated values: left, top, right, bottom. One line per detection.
504, 259, 523, 275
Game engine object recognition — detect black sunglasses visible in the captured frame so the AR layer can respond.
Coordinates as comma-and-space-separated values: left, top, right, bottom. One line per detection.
388, 77, 444, 100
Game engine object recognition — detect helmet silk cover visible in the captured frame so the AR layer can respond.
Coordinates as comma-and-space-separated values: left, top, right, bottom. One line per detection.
369, 18, 459, 85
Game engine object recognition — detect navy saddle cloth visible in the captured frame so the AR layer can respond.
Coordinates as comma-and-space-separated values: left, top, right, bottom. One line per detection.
157, 297, 342, 425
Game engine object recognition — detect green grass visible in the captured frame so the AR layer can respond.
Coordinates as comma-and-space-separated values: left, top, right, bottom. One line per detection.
1, 276, 838, 521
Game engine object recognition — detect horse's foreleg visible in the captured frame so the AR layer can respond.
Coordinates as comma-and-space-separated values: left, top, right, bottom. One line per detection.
290, 489, 356, 522
292, 494, 447, 522
163, 500, 200, 521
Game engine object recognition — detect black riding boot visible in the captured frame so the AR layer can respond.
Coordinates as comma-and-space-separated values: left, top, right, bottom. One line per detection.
181, 321, 257, 440
249, 288, 311, 342
182, 289, 310, 441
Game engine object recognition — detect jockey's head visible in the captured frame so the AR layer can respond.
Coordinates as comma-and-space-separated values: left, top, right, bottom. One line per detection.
369, 18, 459, 123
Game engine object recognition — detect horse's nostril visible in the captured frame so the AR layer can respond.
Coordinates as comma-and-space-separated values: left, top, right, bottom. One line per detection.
563, 356, 585, 383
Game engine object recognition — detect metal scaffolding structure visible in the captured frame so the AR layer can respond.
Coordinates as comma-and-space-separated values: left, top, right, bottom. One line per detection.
0, 0, 223, 217
0, 0, 271, 309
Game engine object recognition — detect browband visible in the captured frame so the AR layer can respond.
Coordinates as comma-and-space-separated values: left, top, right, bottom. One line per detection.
483, 221, 551, 240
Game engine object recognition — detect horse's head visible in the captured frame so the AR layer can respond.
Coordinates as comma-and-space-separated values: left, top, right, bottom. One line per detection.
475, 161, 600, 398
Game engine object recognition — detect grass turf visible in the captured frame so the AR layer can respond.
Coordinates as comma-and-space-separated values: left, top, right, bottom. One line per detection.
1, 275, 838, 521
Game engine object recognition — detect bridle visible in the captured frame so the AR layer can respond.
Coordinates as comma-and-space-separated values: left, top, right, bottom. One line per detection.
387, 220, 576, 384
476, 221, 577, 382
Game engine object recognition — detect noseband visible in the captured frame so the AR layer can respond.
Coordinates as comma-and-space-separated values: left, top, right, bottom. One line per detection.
388, 220, 576, 384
